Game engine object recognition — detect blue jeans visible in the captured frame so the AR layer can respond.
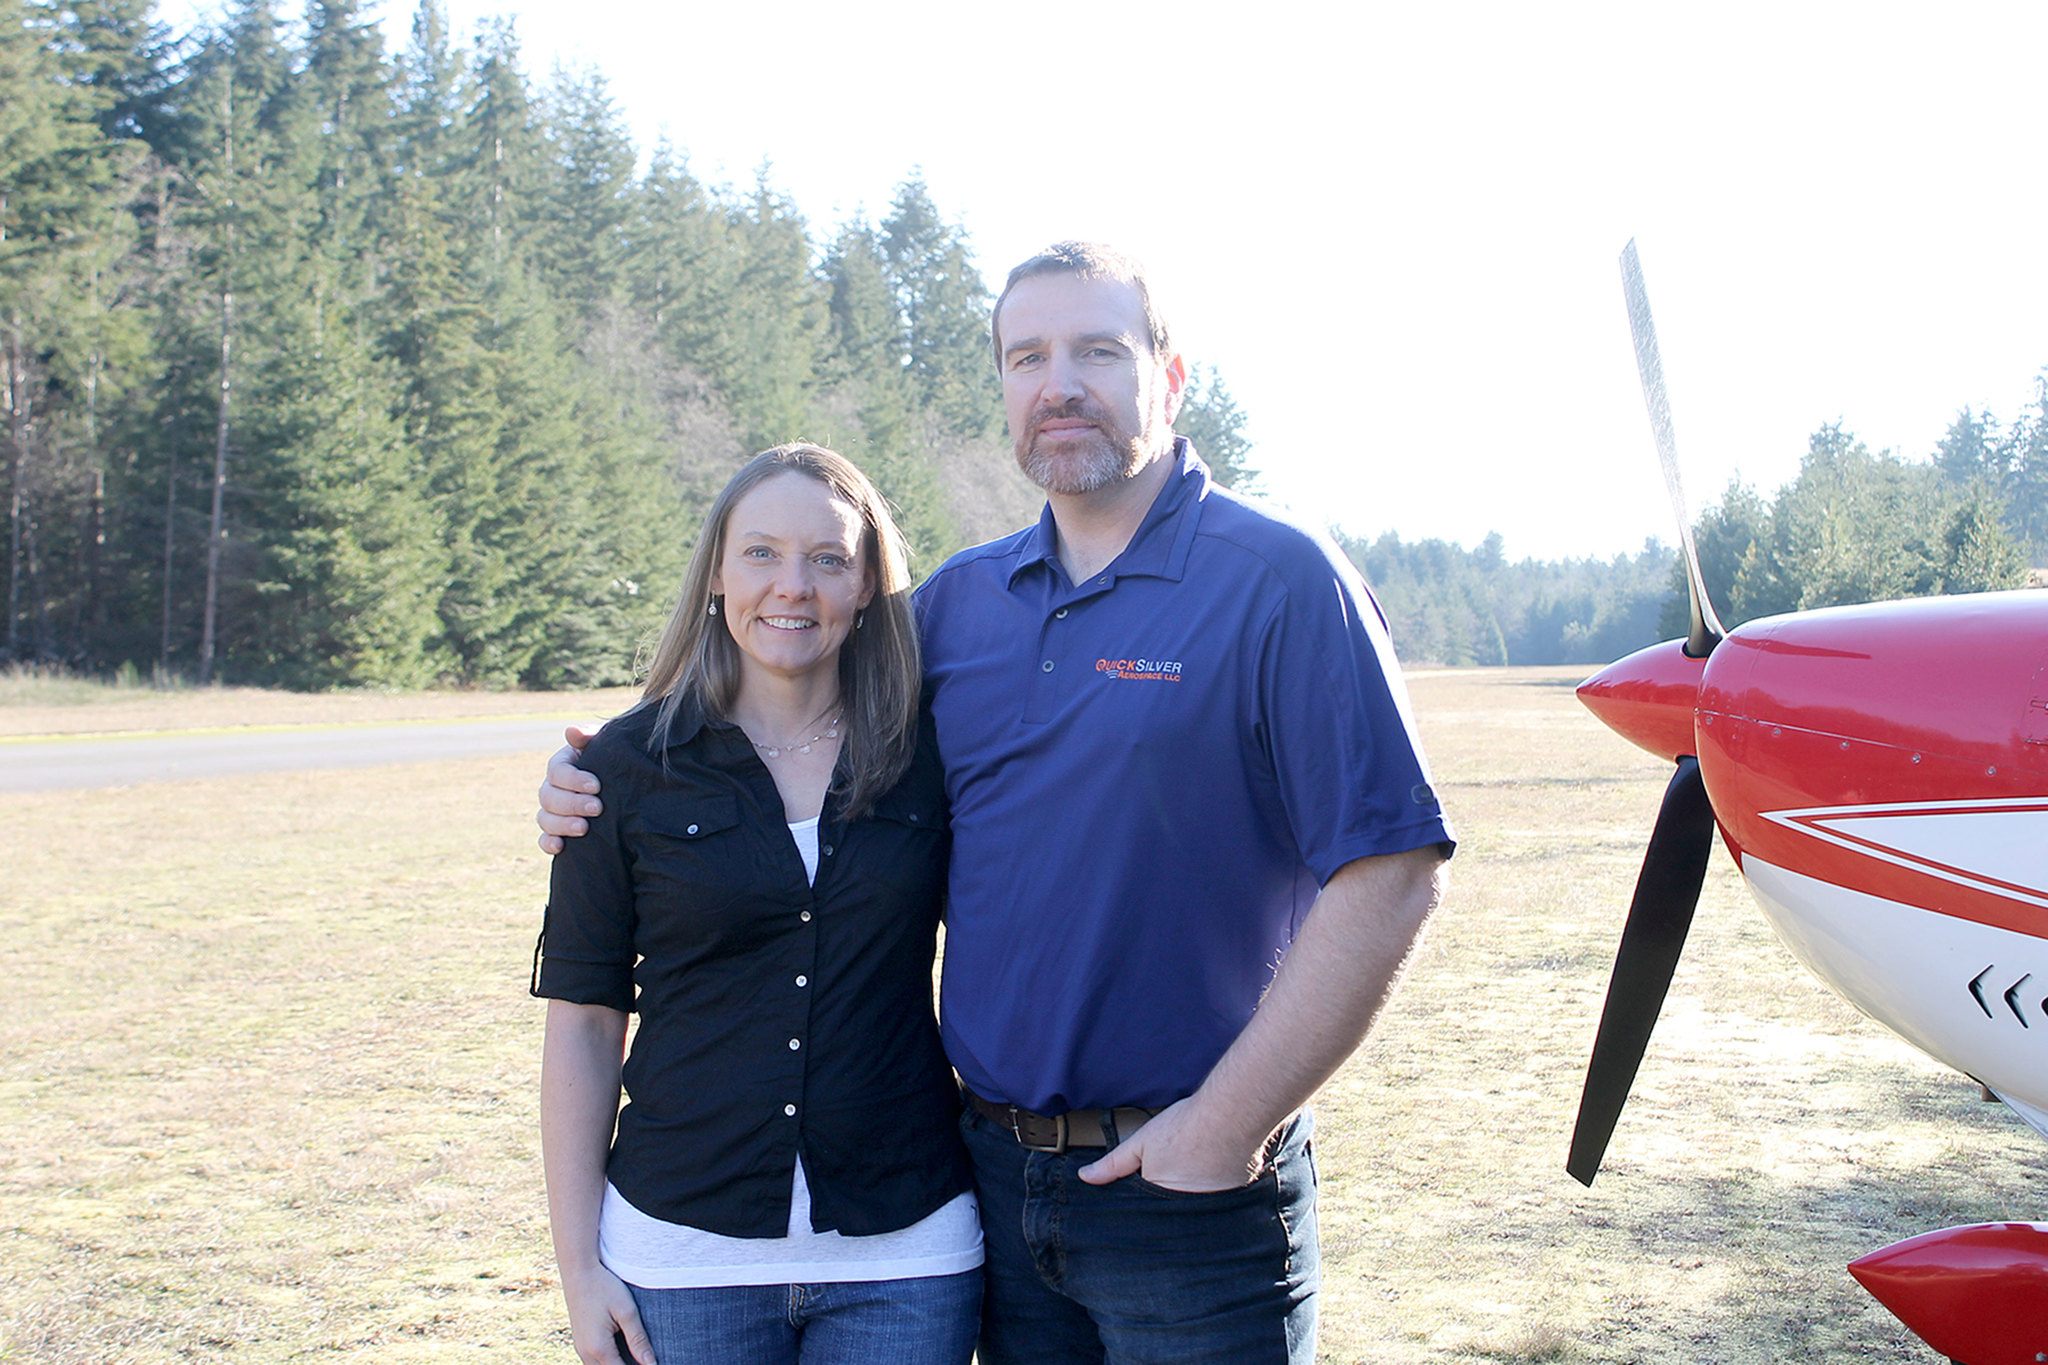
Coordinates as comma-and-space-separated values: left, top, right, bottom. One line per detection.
962, 1105, 1320, 1365
624, 1270, 981, 1365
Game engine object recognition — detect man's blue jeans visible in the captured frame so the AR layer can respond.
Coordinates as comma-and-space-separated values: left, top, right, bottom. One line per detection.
961, 1104, 1320, 1364
624, 1270, 981, 1365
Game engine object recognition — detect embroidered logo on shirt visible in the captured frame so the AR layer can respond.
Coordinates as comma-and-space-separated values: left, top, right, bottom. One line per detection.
1095, 656, 1184, 683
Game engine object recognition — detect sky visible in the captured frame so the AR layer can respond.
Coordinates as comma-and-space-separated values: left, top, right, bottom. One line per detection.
162, 1, 2048, 561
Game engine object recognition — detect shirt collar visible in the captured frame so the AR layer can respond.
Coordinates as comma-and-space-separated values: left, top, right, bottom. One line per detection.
1010, 502, 1063, 581
656, 690, 715, 750
1007, 437, 1212, 589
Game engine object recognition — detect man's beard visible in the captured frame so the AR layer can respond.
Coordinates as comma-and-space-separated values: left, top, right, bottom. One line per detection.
1015, 402, 1159, 496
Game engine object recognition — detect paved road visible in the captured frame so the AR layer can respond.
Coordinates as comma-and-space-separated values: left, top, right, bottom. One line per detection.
0, 718, 576, 793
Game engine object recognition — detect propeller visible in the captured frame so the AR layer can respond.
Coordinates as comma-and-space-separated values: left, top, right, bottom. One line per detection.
1567, 243, 1727, 1185
1567, 755, 1717, 1184
1620, 240, 1725, 659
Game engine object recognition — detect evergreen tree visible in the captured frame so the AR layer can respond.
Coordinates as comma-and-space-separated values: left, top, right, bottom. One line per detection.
249, 305, 443, 686
1175, 365, 1257, 491
111, 144, 218, 673
2006, 377, 2048, 562
823, 215, 902, 389
2, 0, 144, 661
1934, 406, 2002, 488
59, 0, 170, 145
391, 0, 463, 176
881, 177, 997, 439
815, 215, 957, 560
619, 142, 744, 502
1939, 487, 2028, 593
460, 18, 545, 268
717, 172, 824, 449
1664, 422, 2032, 635
1656, 479, 1769, 636
535, 66, 634, 321
1774, 424, 1954, 608
299, 0, 393, 269
159, 0, 304, 680
628, 142, 733, 372
432, 263, 571, 682
536, 305, 693, 686
381, 165, 488, 673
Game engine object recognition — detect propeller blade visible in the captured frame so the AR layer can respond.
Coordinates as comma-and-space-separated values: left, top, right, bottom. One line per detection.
1568, 755, 1717, 1186
1620, 241, 1725, 659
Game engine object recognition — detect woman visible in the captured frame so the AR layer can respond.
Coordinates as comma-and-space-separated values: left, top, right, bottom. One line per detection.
533, 444, 980, 1365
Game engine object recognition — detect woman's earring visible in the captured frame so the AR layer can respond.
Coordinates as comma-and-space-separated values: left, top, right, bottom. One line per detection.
856, 610, 865, 631
707, 599, 719, 617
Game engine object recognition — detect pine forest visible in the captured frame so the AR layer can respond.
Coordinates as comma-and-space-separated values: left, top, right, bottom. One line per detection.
3, 1, 2042, 687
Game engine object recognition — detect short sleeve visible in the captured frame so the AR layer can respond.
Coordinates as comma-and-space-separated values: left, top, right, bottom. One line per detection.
530, 742, 638, 1012
1254, 543, 1455, 884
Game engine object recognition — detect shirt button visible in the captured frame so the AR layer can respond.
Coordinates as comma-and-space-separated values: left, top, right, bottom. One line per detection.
685, 823, 699, 835
1041, 660, 1055, 673
788, 1038, 801, 1051
1054, 607, 1068, 619
784, 1103, 797, 1117
795, 975, 808, 987
1096, 575, 1108, 585
800, 910, 812, 922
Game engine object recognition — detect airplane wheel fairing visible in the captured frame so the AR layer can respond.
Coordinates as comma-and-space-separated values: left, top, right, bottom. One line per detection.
1848, 1222, 2048, 1365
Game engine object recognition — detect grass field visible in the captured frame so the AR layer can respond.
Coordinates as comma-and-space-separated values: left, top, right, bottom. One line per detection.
0, 666, 639, 739
2, 667, 2041, 1362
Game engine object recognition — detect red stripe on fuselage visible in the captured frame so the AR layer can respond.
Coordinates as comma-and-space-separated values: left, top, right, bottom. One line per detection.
1690, 592, 2048, 942
1779, 805, 2048, 903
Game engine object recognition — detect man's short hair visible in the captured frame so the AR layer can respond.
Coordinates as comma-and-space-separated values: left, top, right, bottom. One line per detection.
990, 241, 1173, 369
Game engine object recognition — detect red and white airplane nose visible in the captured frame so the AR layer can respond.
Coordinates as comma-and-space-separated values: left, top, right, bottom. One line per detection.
1585, 244, 2048, 1361
1577, 637, 1706, 764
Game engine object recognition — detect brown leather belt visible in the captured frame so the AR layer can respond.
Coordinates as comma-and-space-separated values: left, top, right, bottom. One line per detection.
964, 1088, 1160, 1154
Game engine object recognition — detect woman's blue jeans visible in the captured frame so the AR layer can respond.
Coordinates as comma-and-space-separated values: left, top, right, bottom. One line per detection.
624, 1269, 981, 1365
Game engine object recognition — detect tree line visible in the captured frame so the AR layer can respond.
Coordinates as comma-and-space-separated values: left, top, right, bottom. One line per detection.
1, 0, 1253, 688
1341, 392, 2046, 667
8, 5, 2038, 686
1666, 399, 2047, 637
1339, 530, 1674, 668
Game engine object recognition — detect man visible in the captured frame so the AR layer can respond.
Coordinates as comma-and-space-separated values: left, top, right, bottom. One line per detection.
539, 242, 1453, 1363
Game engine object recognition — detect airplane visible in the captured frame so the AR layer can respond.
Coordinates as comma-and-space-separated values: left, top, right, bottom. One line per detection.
1565, 242, 2048, 1365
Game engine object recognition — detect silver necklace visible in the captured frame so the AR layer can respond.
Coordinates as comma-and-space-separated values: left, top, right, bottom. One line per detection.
747, 706, 843, 760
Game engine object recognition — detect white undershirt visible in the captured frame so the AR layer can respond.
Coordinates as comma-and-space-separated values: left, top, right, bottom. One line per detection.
598, 816, 982, 1288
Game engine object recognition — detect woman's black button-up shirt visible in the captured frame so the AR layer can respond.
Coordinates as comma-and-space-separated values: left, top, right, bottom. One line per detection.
532, 697, 969, 1240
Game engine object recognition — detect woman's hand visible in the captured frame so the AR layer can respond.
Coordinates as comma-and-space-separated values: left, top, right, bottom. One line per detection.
562, 1262, 657, 1365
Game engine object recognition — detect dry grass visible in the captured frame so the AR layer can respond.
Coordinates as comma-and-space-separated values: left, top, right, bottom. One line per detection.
1, 667, 2039, 1362
0, 674, 639, 740
0, 754, 567, 1362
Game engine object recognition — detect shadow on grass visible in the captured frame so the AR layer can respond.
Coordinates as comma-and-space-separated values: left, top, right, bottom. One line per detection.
1551, 1143, 2045, 1361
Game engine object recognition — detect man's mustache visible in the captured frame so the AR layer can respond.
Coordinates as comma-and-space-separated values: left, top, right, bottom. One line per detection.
1026, 402, 1112, 441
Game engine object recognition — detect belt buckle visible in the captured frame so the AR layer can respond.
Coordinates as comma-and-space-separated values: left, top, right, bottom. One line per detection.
1011, 1107, 1067, 1154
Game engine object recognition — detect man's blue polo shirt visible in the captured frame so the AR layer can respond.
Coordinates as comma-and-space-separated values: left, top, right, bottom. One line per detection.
916, 442, 1454, 1113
